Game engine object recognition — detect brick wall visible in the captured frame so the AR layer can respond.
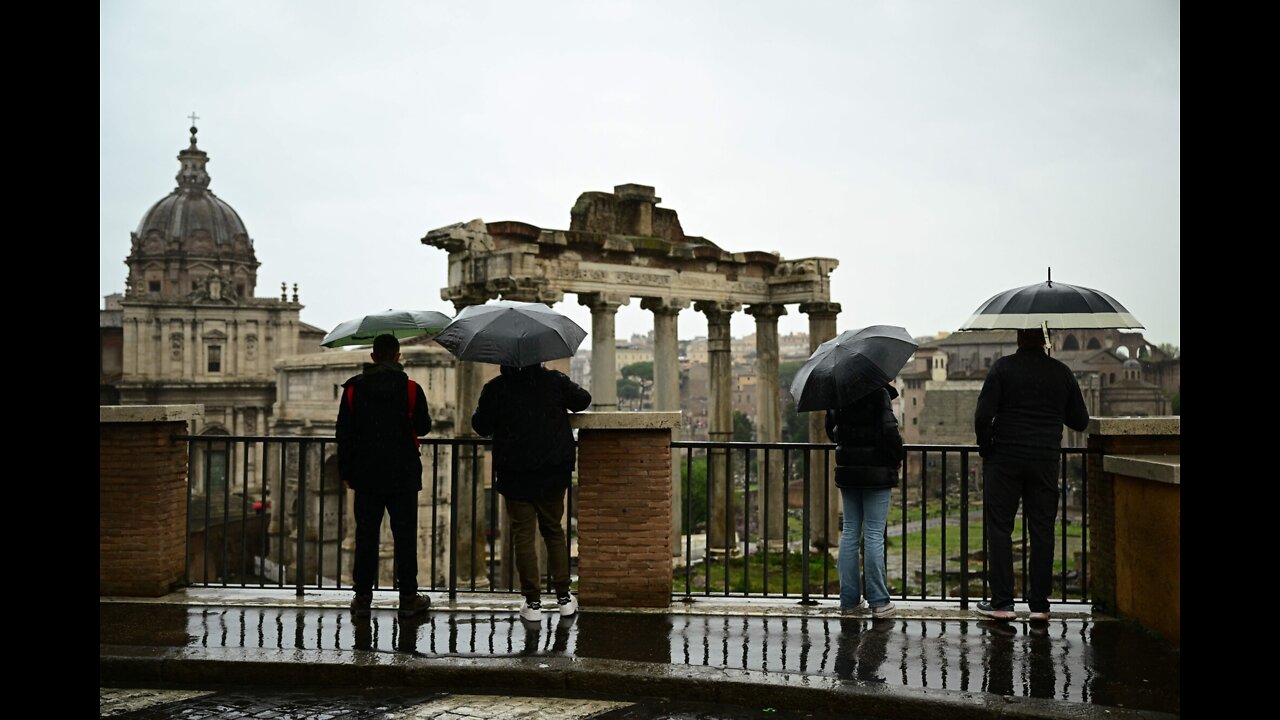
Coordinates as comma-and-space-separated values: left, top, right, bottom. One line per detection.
576, 429, 672, 607
100, 421, 189, 596
1086, 432, 1180, 612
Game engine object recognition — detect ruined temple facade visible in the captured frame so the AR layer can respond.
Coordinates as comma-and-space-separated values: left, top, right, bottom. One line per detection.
424, 184, 845, 552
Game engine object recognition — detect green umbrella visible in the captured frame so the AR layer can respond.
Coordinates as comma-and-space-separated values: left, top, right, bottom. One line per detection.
321, 309, 453, 348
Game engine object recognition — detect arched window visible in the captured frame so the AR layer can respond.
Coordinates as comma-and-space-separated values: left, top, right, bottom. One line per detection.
1110, 373, 1117, 384
1063, 335, 1080, 351
1087, 338, 1102, 350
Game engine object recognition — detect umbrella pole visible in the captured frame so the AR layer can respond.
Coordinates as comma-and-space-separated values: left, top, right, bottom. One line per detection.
1042, 319, 1051, 357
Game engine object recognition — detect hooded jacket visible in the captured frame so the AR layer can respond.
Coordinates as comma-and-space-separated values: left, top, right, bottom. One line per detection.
336, 360, 431, 492
824, 385, 905, 489
472, 365, 592, 501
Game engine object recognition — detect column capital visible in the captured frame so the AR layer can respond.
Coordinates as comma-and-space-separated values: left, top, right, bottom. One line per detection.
799, 301, 842, 318
640, 297, 689, 316
578, 292, 630, 312
693, 300, 740, 320
745, 303, 788, 321
446, 292, 494, 313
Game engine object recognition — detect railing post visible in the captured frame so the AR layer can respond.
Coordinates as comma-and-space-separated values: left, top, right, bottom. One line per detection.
449, 441, 459, 602
801, 448, 813, 605
296, 440, 306, 598
959, 449, 970, 610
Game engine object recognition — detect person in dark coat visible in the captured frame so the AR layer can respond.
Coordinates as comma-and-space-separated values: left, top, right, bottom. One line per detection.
472, 363, 591, 621
336, 334, 433, 620
973, 328, 1090, 622
825, 384, 904, 618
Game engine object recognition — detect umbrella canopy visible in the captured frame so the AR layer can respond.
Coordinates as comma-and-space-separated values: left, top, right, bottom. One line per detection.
433, 300, 587, 367
321, 309, 453, 348
790, 325, 918, 412
958, 272, 1143, 331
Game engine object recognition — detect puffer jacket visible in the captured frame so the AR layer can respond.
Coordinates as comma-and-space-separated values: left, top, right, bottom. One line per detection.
472, 365, 592, 501
824, 386, 904, 489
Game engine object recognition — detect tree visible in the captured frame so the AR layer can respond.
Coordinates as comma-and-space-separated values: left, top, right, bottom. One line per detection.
1157, 343, 1179, 359
779, 360, 809, 443
620, 361, 654, 382
732, 411, 754, 442
617, 378, 641, 400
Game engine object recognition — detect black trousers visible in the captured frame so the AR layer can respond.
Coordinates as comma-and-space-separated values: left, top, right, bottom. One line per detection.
983, 458, 1059, 613
352, 489, 418, 595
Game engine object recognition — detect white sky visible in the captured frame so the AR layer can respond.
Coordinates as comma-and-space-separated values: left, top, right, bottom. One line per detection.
100, 0, 1179, 348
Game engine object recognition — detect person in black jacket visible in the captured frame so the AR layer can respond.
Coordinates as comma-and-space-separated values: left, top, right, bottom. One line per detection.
973, 328, 1090, 622
472, 364, 591, 622
825, 384, 904, 618
336, 334, 433, 620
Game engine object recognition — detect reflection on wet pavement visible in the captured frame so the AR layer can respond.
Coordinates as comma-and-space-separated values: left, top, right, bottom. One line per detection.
99, 604, 1179, 714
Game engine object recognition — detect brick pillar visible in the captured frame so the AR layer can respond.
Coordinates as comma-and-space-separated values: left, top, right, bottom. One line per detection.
573, 412, 681, 608
100, 405, 203, 596
1086, 417, 1180, 613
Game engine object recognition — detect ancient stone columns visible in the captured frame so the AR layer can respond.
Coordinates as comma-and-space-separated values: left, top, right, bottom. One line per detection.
747, 303, 787, 550
642, 297, 688, 555
801, 302, 841, 548
695, 300, 739, 551
579, 293, 629, 412
452, 296, 490, 587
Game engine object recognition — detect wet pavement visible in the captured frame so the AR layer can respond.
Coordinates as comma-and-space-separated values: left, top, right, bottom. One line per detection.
101, 593, 1180, 719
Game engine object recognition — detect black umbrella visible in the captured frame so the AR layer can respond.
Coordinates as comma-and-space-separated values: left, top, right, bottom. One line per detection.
958, 269, 1143, 331
790, 325, 918, 412
433, 300, 587, 366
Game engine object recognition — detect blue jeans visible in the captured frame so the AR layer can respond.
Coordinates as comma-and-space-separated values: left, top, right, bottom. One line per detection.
839, 486, 892, 609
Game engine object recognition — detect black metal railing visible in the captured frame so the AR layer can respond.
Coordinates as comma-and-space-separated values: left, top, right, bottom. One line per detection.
672, 441, 1095, 607
178, 435, 573, 600
180, 434, 1093, 607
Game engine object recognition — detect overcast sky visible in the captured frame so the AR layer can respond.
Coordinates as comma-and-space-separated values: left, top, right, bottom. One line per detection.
100, 0, 1179, 349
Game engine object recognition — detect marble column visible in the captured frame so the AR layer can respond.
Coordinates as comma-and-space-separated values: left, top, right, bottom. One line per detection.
451, 296, 492, 588
695, 300, 739, 552
579, 293, 629, 412
800, 302, 841, 550
642, 297, 688, 555
746, 303, 787, 551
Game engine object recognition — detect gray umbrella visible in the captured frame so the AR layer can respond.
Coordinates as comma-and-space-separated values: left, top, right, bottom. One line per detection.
433, 300, 587, 366
321, 309, 453, 348
790, 325, 918, 412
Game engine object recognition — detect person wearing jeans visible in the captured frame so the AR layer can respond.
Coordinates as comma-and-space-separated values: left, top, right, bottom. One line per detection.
826, 384, 904, 617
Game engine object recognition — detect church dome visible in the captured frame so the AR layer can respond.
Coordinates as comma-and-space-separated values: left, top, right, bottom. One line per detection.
125, 125, 260, 301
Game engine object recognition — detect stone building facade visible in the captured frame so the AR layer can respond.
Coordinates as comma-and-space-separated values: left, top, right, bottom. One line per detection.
103, 125, 326, 579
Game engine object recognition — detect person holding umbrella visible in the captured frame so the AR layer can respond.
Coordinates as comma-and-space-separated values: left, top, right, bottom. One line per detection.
336, 333, 434, 620
973, 328, 1090, 622
790, 325, 917, 618
472, 364, 591, 621
434, 300, 592, 622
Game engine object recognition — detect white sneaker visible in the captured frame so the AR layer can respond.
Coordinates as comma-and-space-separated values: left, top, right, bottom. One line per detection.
519, 600, 543, 622
871, 601, 896, 618
557, 593, 578, 617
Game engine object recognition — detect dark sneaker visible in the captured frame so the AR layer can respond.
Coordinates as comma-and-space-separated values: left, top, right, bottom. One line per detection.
397, 592, 431, 619
976, 601, 1016, 621
557, 592, 578, 617
351, 592, 372, 619
520, 599, 543, 622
